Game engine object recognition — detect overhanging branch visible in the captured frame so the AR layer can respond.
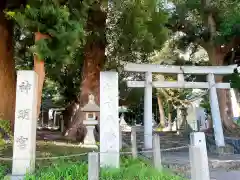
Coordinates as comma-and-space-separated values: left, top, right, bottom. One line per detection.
166, 20, 208, 49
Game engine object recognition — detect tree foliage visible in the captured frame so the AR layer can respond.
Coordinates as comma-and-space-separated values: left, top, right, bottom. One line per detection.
7, 0, 170, 107
5, 0, 90, 105
167, 0, 240, 54
106, 0, 169, 69
6, 0, 86, 62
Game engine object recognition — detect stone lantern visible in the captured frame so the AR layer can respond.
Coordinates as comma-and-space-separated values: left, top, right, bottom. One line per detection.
81, 94, 99, 148
119, 106, 131, 131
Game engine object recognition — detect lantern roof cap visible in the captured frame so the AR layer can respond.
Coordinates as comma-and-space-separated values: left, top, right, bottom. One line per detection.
82, 94, 100, 112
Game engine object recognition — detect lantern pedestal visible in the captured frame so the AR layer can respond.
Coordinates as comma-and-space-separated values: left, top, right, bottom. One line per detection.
82, 120, 98, 149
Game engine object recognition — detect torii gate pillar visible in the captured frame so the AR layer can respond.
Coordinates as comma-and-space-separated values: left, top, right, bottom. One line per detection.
144, 72, 153, 149
207, 73, 225, 146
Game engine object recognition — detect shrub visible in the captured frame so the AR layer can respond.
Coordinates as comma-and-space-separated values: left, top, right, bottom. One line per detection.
22, 157, 185, 180
0, 119, 12, 147
0, 165, 8, 180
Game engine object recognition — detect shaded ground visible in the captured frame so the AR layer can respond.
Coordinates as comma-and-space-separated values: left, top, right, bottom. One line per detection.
36, 130, 65, 141
0, 137, 92, 173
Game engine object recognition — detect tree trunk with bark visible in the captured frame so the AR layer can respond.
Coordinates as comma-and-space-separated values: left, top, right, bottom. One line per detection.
65, 2, 107, 141
0, 11, 16, 126
62, 98, 79, 135
34, 32, 48, 117
204, 0, 240, 134
168, 101, 173, 130
208, 47, 240, 134
157, 96, 165, 127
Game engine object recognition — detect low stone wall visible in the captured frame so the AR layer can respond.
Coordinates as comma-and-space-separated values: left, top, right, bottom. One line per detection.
225, 137, 240, 154
205, 134, 240, 154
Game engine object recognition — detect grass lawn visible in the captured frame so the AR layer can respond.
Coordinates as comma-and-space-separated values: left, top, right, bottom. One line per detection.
0, 141, 186, 180
0, 140, 91, 177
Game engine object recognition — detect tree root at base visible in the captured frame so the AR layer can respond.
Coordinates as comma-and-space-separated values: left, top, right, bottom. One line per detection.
223, 122, 240, 137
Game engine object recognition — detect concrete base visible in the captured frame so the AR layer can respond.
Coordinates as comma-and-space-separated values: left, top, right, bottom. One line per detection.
5, 174, 24, 180
211, 170, 240, 180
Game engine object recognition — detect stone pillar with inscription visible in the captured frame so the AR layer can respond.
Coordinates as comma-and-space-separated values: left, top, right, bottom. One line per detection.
100, 72, 120, 168
11, 71, 38, 177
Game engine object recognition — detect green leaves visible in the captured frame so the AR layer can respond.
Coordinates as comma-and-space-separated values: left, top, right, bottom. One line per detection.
0, 119, 13, 147
21, 157, 185, 179
6, 0, 86, 63
218, 4, 240, 37
107, 0, 169, 66
168, 0, 240, 49
11, 0, 170, 105
223, 68, 240, 89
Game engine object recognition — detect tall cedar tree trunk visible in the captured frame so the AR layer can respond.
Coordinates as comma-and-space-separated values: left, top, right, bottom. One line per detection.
34, 32, 48, 117
65, 1, 107, 140
208, 48, 238, 132
157, 96, 165, 127
205, 0, 239, 134
0, 11, 16, 126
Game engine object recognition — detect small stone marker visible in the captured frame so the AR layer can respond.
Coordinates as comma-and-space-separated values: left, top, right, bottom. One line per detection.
190, 132, 208, 150
82, 94, 99, 149
88, 152, 99, 180
100, 72, 119, 168
153, 134, 162, 171
12, 71, 38, 177
119, 125, 122, 149
190, 132, 210, 180
131, 126, 137, 158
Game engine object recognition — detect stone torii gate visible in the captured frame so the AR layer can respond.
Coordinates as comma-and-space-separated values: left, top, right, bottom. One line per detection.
124, 63, 238, 149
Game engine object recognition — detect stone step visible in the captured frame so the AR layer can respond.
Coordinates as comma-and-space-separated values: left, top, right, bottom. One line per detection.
122, 131, 189, 150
